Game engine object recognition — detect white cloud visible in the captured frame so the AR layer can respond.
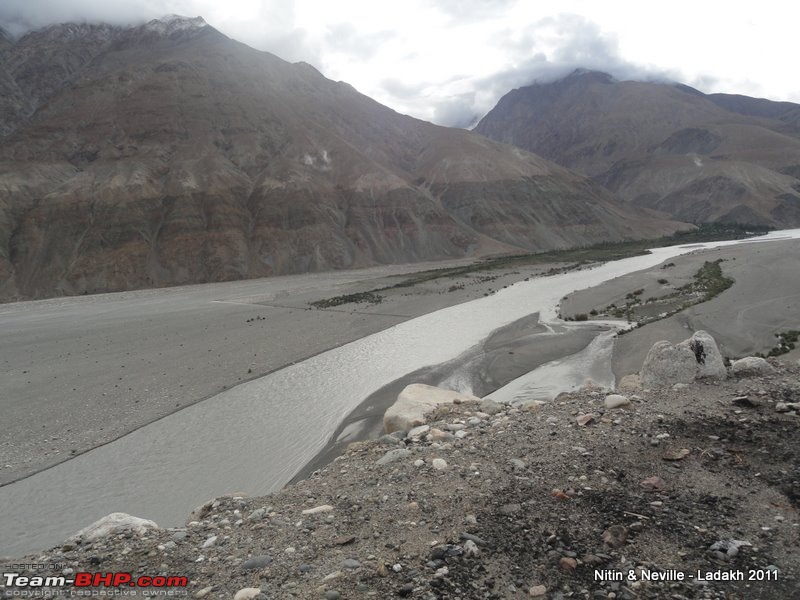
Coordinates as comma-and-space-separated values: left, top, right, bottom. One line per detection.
1, 0, 798, 126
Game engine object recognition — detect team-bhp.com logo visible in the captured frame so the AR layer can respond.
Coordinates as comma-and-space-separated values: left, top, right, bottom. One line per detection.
4, 573, 188, 588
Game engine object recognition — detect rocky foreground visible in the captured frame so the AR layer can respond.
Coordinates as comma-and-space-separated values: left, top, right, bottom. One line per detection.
4, 355, 799, 600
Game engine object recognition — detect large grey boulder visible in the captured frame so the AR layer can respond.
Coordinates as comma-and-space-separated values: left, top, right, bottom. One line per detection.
383, 384, 479, 434
678, 330, 727, 380
640, 341, 698, 388
67, 512, 158, 543
641, 331, 728, 388
731, 356, 774, 377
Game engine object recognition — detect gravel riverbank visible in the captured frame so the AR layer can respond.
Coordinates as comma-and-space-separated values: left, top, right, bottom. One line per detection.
4, 361, 799, 600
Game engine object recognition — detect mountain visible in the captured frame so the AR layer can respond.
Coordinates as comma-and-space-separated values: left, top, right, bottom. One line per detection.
475, 70, 800, 226
0, 20, 685, 301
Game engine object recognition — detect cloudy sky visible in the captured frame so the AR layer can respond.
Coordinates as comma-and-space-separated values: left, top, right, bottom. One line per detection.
2, 0, 798, 127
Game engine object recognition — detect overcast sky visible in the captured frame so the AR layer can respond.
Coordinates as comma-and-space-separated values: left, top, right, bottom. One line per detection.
2, 0, 798, 127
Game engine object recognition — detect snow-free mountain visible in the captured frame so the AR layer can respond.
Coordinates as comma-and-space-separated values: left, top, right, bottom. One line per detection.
475, 70, 800, 227
0, 19, 684, 301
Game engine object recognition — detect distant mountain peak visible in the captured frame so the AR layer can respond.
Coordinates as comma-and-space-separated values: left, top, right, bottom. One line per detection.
562, 68, 616, 84
143, 15, 208, 33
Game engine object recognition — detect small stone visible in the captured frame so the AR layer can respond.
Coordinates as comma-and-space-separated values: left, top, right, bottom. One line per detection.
202, 535, 217, 549
194, 586, 213, 598
463, 539, 480, 557
480, 398, 503, 414
663, 448, 690, 461
333, 535, 356, 546
432, 458, 448, 470
602, 525, 629, 549
408, 424, 431, 438
640, 476, 667, 491
233, 588, 261, 600
324, 591, 341, 600
559, 557, 578, 572
242, 555, 273, 571
428, 428, 455, 442
172, 531, 188, 542
460, 532, 489, 546
576, 413, 595, 426
302, 504, 334, 515
342, 558, 361, 569
529, 585, 548, 597
378, 434, 402, 446
377, 449, 412, 465
605, 394, 631, 409
413, 459, 425, 467
509, 458, 527, 470
247, 508, 266, 521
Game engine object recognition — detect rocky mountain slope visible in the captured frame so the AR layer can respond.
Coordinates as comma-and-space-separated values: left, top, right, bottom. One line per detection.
475, 70, 800, 227
0, 19, 684, 301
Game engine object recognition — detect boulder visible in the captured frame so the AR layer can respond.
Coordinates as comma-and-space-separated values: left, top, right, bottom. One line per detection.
67, 512, 158, 543
731, 356, 775, 377
640, 341, 698, 388
383, 384, 479, 434
677, 330, 727, 380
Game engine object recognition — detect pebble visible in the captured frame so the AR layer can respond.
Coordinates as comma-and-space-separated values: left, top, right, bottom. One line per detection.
428, 428, 455, 442
342, 558, 361, 569
413, 459, 425, 467
480, 398, 503, 415
233, 588, 261, 600
301, 504, 333, 515
247, 508, 265, 521
454, 430, 468, 439
463, 539, 480, 557
241, 555, 273, 570
559, 557, 578, 571
408, 424, 431, 438
509, 458, 527, 470
460, 532, 489, 546
529, 585, 547, 597
378, 434, 402, 446
432, 458, 448, 470
377, 449, 412, 465
605, 394, 631, 409
324, 591, 341, 600
172, 531, 188, 542
193, 587, 213, 599
201, 535, 217, 548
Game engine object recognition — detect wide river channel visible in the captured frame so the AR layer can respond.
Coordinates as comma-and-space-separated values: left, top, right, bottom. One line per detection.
2, 230, 799, 556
